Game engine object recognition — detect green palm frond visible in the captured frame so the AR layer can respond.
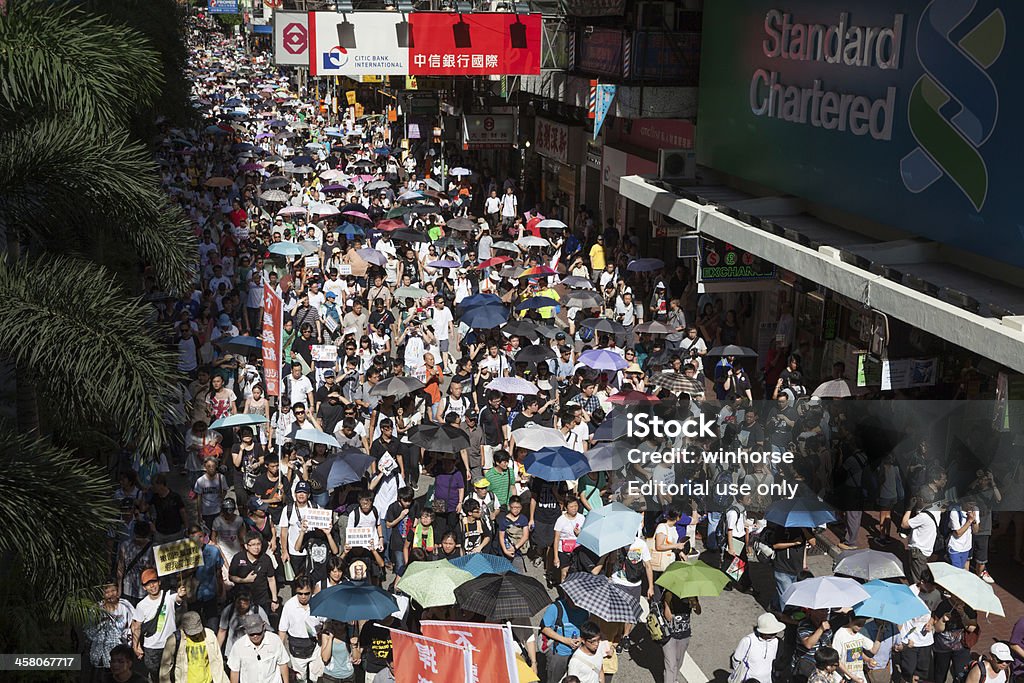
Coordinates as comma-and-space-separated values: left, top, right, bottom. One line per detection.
0, 0, 162, 129
0, 118, 198, 292
0, 256, 185, 458
0, 425, 116, 650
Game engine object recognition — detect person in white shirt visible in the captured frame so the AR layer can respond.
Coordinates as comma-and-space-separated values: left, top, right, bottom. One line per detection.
484, 190, 501, 228
306, 281, 326, 311
278, 481, 320, 579
499, 187, 518, 227
946, 501, 978, 569
566, 621, 610, 683
831, 617, 877, 683
228, 614, 289, 683
901, 501, 941, 583
285, 363, 315, 409
429, 296, 456, 366
731, 613, 785, 683
277, 576, 324, 682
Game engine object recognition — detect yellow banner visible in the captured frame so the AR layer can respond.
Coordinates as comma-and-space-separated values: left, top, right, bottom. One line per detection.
154, 539, 202, 577
346, 90, 357, 106
405, 75, 418, 90
361, 75, 383, 83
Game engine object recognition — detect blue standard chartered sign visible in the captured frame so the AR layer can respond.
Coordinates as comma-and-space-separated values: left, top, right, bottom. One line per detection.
750, 11, 903, 140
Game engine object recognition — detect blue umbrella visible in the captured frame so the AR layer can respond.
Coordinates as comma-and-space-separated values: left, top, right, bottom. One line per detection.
267, 119, 288, 127
316, 451, 375, 490
324, 128, 346, 137
220, 335, 262, 354
515, 296, 560, 312
309, 582, 398, 622
765, 497, 837, 528
461, 304, 509, 330
209, 413, 269, 429
336, 222, 364, 237
204, 125, 230, 135
580, 348, 630, 371
291, 155, 315, 166
592, 410, 632, 442
524, 446, 590, 481
224, 97, 243, 107
293, 428, 341, 448
458, 293, 503, 311
450, 554, 519, 577
268, 242, 305, 257
373, 147, 391, 155
428, 259, 462, 269
577, 503, 642, 556
853, 580, 930, 624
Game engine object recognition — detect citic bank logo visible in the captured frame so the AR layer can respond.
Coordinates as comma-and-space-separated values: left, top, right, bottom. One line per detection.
901, 0, 1005, 211
322, 45, 349, 70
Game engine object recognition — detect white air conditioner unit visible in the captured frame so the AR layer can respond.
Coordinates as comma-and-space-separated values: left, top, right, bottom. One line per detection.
677, 234, 700, 259
637, 1, 676, 29
658, 148, 696, 181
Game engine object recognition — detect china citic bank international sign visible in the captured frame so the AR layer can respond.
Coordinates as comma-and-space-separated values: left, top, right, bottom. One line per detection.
697, 0, 1023, 269
308, 11, 541, 77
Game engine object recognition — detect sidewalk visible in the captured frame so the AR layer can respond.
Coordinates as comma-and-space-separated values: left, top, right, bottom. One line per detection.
817, 512, 1024, 642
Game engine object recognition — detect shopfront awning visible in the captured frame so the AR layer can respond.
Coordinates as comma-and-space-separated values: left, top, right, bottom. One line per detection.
620, 174, 1024, 374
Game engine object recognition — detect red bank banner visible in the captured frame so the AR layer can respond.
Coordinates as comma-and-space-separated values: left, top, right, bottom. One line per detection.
260, 284, 283, 397
409, 13, 541, 76
421, 621, 517, 683
392, 629, 471, 683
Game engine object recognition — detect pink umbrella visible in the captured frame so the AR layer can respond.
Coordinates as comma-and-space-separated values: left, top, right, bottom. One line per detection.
343, 210, 371, 221
277, 206, 307, 216
355, 174, 375, 183
240, 162, 264, 172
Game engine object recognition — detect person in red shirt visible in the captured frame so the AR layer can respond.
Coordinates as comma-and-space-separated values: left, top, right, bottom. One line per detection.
228, 199, 247, 228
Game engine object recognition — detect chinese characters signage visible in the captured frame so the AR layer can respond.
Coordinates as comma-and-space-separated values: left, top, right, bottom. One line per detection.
462, 115, 514, 149
421, 621, 516, 683
154, 539, 202, 577
308, 12, 542, 77
408, 13, 541, 76
615, 118, 696, 152
261, 284, 283, 397
392, 629, 470, 683
535, 118, 569, 165
577, 27, 623, 78
207, 0, 238, 15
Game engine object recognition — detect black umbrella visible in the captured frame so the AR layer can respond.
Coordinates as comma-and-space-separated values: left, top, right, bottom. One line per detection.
433, 236, 466, 250
445, 217, 476, 232
706, 344, 758, 358
348, 159, 374, 168
515, 345, 556, 364
581, 317, 627, 335
291, 154, 314, 166
453, 573, 550, 621
392, 229, 430, 244
368, 376, 425, 398
407, 424, 470, 453
263, 176, 290, 189
502, 320, 540, 340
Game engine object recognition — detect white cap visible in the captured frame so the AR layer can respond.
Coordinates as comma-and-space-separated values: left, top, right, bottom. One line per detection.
991, 643, 1012, 662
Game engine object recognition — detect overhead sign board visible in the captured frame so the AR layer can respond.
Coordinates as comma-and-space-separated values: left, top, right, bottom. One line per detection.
463, 115, 515, 149
697, 0, 1024, 267
308, 12, 541, 77
273, 12, 309, 66
208, 0, 238, 14
698, 236, 777, 281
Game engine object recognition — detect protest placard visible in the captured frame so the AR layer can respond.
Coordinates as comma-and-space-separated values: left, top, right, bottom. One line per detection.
154, 539, 202, 577
301, 507, 334, 531
311, 344, 338, 362
346, 526, 377, 549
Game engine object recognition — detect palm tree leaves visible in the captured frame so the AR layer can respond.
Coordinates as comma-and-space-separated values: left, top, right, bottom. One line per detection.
0, 117, 197, 292
0, 256, 184, 458
0, 0, 162, 130
0, 425, 116, 648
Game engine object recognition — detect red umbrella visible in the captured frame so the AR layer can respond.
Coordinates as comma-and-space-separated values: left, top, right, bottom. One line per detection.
608, 391, 661, 405
343, 210, 372, 222
475, 256, 511, 270
520, 265, 556, 277
375, 219, 405, 231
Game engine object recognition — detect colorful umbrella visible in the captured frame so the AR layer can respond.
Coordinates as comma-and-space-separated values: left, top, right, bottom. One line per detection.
475, 256, 511, 269
519, 265, 557, 277
462, 305, 509, 329
449, 554, 519, 577
764, 497, 837, 528
852, 580, 929, 624
293, 429, 341, 449
579, 349, 630, 371
209, 413, 269, 429
398, 561, 474, 608
656, 561, 730, 598
268, 242, 304, 257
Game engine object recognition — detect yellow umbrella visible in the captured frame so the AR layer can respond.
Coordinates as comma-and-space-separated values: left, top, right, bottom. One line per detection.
516, 655, 539, 683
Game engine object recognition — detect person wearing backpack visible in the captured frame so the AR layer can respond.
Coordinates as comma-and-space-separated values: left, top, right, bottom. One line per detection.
704, 465, 736, 552
131, 569, 188, 682
946, 501, 979, 569
159, 610, 228, 683
279, 480, 321, 581
597, 535, 653, 654
538, 592, 589, 683
721, 493, 754, 594
901, 499, 944, 583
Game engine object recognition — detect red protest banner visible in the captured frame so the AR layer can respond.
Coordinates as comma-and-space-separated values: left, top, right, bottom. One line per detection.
408, 13, 541, 76
392, 629, 470, 683
421, 621, 516, 683
260, 284, 282, 397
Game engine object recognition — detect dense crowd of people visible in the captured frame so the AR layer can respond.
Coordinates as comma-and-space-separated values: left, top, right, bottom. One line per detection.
84, 20, 1024, 683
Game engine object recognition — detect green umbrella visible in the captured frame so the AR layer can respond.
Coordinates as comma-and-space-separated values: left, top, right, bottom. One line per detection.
655, 560, 729, 598
394, 286, 428, 300
397, 560, 473, 608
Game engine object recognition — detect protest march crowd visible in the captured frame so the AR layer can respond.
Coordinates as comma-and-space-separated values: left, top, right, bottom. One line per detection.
86, 17, 1024, 683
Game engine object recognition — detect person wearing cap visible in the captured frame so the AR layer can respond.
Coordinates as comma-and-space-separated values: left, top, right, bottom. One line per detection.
318, 290, 343, 343
210, 312, 239, 347
227, 614, 290, 683
465, 477, 498, 521
159, 610, 228, 683
963, 644, 1013, 683
212, 497, 245, 565
279, 479, 321, 579
131, 568, 188, 679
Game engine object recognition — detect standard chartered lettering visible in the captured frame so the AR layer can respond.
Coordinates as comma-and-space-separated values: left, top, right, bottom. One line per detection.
751, 9, 903, 142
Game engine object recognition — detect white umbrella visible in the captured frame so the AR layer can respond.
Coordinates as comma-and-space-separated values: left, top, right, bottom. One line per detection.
293, 428, 341, 449
516, 236, 550, 248
812, 379, 852, 398
486, 377, 538, 395
781, 576, 870, 610
308, 202, 340, 216
511, 427, 569, 451
450, 167, 472, 177
928, 562, 1004, 615
537, 219, 567, 230
277, 205, 307, 216
833, 548, 905, 581
319, 169, 348, 180
421, 178, 442, 191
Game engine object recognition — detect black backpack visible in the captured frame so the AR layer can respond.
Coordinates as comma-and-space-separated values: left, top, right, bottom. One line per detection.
619, 548, 645, 583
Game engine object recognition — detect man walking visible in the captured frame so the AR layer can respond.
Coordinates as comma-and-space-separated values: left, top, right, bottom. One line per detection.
159, 611, 228, 683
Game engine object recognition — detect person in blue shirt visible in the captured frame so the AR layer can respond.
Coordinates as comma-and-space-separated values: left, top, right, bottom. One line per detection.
187, 524, 224, 630
539, 591, 589, 683
714, 354, 735, 401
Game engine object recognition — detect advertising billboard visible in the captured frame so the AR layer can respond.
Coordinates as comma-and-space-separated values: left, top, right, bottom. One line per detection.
273, 12, 309, 67
409, 13, 541, 76
696, 0, 1023, 267
308, 12, 409, 76
207, 0, 238, 14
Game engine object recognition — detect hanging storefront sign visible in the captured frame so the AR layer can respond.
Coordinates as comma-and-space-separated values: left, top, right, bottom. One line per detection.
409, 13, 541, 76
463, 114, 515, 149
273, 12, 309, 66
308, 12, 409, 76
577, 27, 623, 78
698, 236, 777, 281
633, 31, 702, 84
593, 84, 616, 139
881, 358, 938, 390
697, 0, 1024, 268
616, 118, 696, 151
535, 118, 569, 164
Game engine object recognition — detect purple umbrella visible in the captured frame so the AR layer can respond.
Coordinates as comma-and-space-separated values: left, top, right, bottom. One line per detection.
321, 184, 348, 193
579, 349, 629, 371
427, 259, 462, 269
357, 248, 387, 267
